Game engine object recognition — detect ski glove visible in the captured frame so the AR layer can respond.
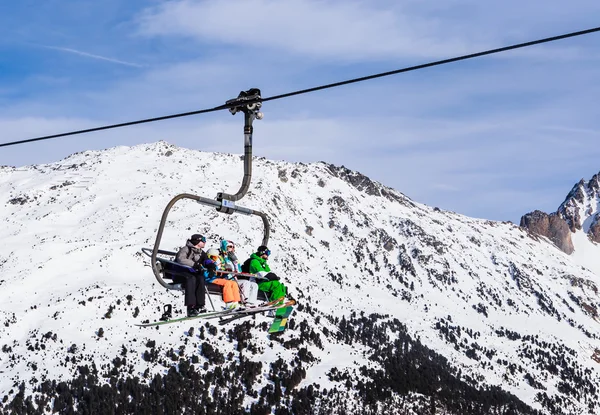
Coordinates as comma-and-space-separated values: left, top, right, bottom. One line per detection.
204, 259, 217, 272
203, 259, 217, 272
265, 272, 280, 281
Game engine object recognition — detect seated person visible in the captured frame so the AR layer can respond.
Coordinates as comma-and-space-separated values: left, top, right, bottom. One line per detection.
219, 239, 241, 272
218, 239, 259, 305
175, 233, 207, 316
205, 248, 243, 310
245, 245, 288, 303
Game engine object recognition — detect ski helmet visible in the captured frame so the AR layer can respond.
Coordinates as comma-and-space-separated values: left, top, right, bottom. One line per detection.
190, 234, 206, 245
207, 248, 220, 259
257, 245, 270, 256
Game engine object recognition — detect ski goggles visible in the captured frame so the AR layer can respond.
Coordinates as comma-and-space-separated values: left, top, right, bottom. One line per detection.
191, 235, 206, 243
261, 249, 271, 257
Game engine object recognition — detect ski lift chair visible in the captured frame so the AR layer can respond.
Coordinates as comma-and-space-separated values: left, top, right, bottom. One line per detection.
141, 248, 268, 311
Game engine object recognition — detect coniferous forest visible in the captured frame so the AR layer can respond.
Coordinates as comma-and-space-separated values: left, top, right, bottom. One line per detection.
2, 309, 549, 415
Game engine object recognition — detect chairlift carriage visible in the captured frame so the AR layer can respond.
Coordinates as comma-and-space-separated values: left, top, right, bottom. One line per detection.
141, 88, 271, 312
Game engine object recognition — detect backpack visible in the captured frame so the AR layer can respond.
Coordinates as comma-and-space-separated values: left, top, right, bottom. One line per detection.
241, 258, 252, 273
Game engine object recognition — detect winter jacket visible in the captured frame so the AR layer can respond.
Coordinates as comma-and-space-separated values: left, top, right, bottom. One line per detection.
175, 241, 207, 269
219, 240, 241, 272
218, 254, 238, 272
247, 253, 286, 301
247, 253, 271, 274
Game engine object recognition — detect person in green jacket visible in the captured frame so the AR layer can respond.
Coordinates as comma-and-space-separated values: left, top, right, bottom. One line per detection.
246, 245, 287, 303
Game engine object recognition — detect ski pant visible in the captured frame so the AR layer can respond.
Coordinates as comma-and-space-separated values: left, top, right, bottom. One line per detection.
257, 280, 287, 302
184, 274, 205, 308
238, 279, 259, 304
211, 278, 241, 303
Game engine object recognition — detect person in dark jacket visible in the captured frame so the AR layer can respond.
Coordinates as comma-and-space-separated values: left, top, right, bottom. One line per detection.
246, 245, 287, 303
175, 233, 209, 316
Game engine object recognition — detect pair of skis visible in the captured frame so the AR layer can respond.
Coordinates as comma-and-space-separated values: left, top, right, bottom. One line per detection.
135, 298, 294, 328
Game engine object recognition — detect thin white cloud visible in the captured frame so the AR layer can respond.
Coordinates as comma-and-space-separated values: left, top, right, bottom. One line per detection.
135, 0, 599, 62
42, 45, 143, 68
136, 0, 479, 60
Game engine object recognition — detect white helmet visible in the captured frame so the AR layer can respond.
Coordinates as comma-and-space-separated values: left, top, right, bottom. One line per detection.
207, 248, 220, 258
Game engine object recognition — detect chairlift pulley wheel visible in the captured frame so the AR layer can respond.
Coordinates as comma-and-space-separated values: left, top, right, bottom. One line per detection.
226, 88, 264, 120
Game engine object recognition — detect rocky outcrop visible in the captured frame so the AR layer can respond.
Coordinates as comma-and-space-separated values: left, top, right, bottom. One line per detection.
523, 172, 600, 250
325, 164, 382, 196
558, 173, 600, 235
589, 215, 600, 243
520, 210, 574, 254
558, 179, 586, 232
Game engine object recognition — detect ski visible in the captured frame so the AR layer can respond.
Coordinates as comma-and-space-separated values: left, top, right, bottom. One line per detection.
218, 299, 296, 325
268, 305, 294, 334
212, 299, 295, 323
202, 297, 288, 321
135, 298, 287, 327
134, 309, 233, 327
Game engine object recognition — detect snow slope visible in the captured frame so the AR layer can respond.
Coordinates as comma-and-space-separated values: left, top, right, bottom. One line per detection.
1, 141, 600, 414
571, 231, 600, 277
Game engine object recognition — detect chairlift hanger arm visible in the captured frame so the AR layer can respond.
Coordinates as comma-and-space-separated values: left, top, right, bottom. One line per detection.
218, 88, 263, 203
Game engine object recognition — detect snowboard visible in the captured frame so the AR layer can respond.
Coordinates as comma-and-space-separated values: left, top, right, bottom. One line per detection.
268, 305, 294, 333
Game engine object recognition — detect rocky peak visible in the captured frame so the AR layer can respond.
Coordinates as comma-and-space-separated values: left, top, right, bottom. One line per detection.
557, 172, 600, 243
521, 172, 600, 251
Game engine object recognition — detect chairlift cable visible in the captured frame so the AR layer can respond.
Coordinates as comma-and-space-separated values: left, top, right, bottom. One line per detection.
0, 104, 229, 148
1, 25, 599, 149
261, 26, 600, 102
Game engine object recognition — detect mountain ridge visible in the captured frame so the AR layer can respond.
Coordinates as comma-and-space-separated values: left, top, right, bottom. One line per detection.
520, 171, 600, 256
1, 141, 600, 414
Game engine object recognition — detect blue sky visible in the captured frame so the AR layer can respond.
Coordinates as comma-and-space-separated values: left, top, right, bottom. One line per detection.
1, 0, 599, 223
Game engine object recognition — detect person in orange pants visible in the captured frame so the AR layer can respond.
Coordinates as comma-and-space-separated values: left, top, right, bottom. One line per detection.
204, 248, 242, 309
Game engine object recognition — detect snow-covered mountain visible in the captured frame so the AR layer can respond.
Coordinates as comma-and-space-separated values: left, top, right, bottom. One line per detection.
559, 174, 600, 240
521, 172, 600, 277
1, 141, 600, 414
